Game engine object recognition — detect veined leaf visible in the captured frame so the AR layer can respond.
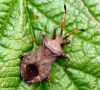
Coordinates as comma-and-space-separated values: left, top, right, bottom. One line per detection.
0, 0, 100, 90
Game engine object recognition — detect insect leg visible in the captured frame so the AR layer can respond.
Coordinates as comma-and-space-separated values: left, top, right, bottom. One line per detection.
52, 28, 56, 39
42, 34, 46, 55
61, 40, 70, 46
60, 55, 70, 61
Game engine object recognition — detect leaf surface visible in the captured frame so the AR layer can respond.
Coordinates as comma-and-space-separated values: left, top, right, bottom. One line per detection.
0, 0, 100, 90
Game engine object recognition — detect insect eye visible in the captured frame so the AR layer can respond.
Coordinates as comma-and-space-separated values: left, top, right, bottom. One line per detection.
27, 64, 39, 76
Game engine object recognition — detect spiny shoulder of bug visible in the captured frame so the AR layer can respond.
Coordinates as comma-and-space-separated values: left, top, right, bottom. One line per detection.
41, 5, 85, 57
42, 28, 85, 57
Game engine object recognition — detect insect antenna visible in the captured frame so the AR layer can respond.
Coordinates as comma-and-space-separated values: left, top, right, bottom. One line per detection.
63, 28, 85, 39
61, 29, 85, 46
60, 4, 67, 37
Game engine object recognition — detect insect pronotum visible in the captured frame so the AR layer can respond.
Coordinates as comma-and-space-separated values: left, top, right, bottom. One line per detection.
20, 5, 84, 83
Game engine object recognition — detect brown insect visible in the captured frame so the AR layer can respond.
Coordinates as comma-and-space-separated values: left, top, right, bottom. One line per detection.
20, 5, 84, 83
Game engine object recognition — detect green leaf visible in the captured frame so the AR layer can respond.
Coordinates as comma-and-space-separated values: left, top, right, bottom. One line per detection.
0, 0, 100, 90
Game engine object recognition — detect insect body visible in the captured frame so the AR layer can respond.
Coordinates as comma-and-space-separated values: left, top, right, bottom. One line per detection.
21, 5, 84, 83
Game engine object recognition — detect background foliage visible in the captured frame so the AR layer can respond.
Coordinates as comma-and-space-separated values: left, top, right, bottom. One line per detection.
0, 0, 100, 90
